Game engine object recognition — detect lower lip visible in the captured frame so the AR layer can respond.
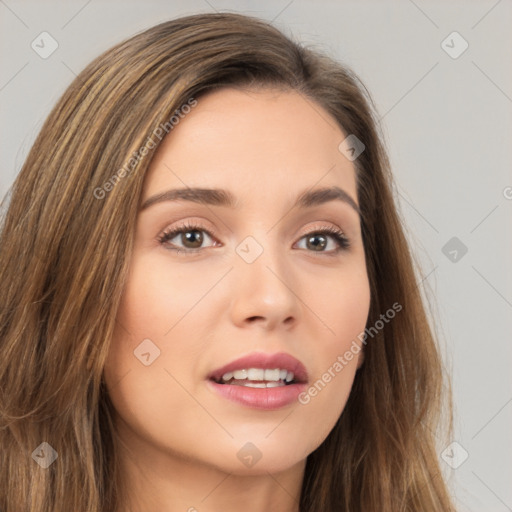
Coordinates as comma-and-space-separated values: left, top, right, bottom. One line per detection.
207, 380, 307, 410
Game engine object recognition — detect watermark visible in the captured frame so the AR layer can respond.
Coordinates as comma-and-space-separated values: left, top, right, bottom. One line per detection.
235, 236, 264, 263
338, 134, 365, 161
440, 441, 469, 469
133, 338, 161, 366
441, 236, 468, 263
298, 302, 402, 405
31, 441, 58, 468
237, 442, 262, 468
441, 31, 469, 60
93, 97, 198, 200
31, 31, 59, 59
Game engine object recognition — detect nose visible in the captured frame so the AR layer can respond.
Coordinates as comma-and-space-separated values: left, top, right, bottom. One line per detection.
229, 241, 300, 331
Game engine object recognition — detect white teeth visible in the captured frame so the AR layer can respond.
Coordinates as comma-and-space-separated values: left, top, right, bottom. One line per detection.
247, 368, 265, 380
233, 369, 248, 379
264, 369, 280, 381
219, 367, 296, 384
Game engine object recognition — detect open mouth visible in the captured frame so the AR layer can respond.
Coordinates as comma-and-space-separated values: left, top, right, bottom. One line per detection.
206, 353, 308, 409
211, 368, 298, 388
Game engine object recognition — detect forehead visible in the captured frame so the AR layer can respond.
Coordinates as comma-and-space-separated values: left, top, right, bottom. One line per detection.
143, 87, 358, 207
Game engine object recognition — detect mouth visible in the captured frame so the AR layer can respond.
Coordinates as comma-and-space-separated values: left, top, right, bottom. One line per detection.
206, 352, 308, 410
211, 367, 299, 388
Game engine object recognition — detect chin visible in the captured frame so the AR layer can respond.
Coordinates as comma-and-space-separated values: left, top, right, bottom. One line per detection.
194, 436, 310, 476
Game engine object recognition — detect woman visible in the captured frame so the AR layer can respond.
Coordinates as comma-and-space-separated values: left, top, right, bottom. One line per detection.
0, 12, 455, 512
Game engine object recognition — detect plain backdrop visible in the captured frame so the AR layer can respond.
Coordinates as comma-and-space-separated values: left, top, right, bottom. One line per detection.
1, 1, 511, 510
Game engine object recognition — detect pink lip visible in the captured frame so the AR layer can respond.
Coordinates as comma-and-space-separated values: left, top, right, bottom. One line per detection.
206, 352, 308, 411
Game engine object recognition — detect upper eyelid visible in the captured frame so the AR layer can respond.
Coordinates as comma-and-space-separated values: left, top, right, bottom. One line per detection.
158, 222, 348, 247
159, 220, 346, 237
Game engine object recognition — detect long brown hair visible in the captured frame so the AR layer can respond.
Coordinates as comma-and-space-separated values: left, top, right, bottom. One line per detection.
0, 12, 454, 511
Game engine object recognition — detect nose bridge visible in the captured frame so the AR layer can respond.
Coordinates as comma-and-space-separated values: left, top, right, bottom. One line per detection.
235, 230, 286, 291
230, 228, 299, 327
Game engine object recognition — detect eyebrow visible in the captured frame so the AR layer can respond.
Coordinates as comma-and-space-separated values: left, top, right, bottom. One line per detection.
140, 185, 360, 215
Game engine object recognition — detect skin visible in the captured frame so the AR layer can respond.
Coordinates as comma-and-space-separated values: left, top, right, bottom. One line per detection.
103, 87, 371, 512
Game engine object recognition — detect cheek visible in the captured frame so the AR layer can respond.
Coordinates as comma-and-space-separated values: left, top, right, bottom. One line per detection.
104, 270, 193, 396
110, 254, 225, 382
114, 257, 193, 338
103, 254, 210, 428
311, 261, 371, 351
293, 264, 370, 445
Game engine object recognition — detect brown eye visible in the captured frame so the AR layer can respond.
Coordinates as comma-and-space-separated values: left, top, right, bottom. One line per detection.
157, 223, 217, 253
305, 233, 328, 251
178, 230, 204, 249
296, 227, 350, 254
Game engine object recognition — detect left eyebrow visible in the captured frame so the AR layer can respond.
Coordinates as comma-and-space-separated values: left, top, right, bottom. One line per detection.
296, 186, 360, 216
140, 185, 360, 216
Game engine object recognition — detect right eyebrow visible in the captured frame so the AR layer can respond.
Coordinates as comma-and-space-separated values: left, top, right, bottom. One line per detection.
140, 187, 236, 210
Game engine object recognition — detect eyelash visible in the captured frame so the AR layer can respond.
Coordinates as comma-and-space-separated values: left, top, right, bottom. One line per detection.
157, 221, 351, 256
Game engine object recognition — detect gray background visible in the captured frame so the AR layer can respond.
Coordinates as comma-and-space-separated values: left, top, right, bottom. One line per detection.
1, 1, 511, 510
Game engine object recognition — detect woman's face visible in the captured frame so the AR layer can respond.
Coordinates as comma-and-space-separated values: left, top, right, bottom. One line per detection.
104, 87, 371, 476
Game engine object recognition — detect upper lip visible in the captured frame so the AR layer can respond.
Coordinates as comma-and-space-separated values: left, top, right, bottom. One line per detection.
208, 352, 308, 383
